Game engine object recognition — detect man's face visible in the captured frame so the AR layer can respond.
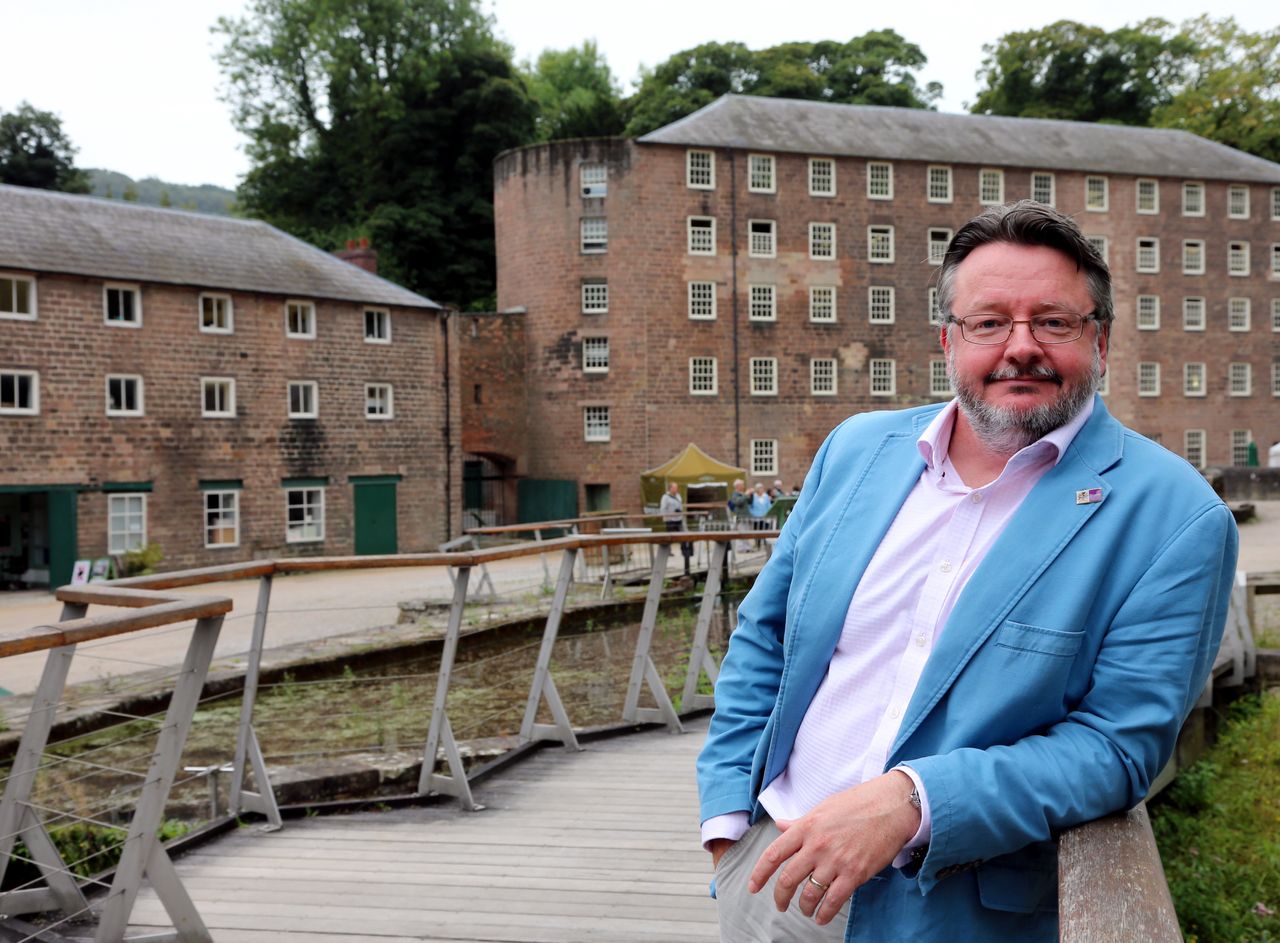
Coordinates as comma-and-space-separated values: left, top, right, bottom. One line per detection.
941, 242, 1107, 451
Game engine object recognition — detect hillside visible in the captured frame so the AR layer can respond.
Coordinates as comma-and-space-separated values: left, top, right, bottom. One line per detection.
87, 169, 236, 215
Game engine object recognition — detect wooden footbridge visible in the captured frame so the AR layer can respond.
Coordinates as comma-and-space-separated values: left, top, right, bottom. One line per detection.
0, 531, 1264, 943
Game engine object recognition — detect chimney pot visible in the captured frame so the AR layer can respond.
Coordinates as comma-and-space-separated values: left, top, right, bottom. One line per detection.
346, 239, 357, 250
359, 237, 369, 249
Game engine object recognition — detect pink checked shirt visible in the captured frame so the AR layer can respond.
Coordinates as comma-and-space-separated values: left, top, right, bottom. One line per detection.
703, 399, 1094, 861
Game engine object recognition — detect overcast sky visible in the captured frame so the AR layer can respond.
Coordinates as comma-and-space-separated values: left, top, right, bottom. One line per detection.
1, 0, 1274, 191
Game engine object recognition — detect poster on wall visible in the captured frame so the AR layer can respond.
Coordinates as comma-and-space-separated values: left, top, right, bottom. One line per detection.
71, 560, 92, 585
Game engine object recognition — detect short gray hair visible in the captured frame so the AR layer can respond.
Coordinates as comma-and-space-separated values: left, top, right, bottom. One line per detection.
935, 201, 1113, 332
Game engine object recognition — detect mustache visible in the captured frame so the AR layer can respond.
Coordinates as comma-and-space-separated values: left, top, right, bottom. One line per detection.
985, 364, 1062, 385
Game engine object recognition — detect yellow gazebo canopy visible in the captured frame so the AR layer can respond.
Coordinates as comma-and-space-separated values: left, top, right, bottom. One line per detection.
640, 443, 746, 507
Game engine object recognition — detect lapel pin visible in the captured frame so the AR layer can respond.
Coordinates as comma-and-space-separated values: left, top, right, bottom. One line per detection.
1075, 488, 1104, 505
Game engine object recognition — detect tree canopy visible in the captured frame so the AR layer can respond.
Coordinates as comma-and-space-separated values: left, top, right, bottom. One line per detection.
215, 0, 537, 309
623, 32, 941, 136
522, 41, 624, 141
0, 103, 90, 193
972, 16, 1280, 162
971, 19, 1194, 126
1150, 17, 1280, 165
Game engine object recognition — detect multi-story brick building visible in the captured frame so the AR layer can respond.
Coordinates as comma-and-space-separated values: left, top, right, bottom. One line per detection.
493, 95, 1280, 512
0, 185, 458, 586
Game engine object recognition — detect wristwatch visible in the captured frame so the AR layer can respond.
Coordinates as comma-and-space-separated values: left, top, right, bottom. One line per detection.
908, 786, 921, 811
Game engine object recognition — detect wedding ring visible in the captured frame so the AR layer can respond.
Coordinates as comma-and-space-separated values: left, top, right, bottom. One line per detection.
806, 874, 830, 891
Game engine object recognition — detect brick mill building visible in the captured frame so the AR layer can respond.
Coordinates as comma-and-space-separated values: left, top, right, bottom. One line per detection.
0, 185, 458, 587
490, 95, 1280, 515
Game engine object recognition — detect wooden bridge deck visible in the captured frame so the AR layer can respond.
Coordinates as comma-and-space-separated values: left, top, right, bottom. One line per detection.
129, 718, 717, 942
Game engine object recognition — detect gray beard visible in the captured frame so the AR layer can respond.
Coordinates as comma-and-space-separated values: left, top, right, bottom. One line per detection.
948, 346, 1102, 455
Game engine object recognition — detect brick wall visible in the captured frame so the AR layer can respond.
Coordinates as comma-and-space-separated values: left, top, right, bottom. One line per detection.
0, 274, 455, 570
456, 310, 529, 471
495, 139, 1280, 507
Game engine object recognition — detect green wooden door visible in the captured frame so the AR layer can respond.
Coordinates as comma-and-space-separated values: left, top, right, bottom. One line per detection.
517, 479, 577, 527
48, 489, 78, 587
353, 481, 398, 555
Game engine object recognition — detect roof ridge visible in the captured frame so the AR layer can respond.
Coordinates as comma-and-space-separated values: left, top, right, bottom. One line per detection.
636, 94, 1280, 182
0, 182, 265, 228
0, 185, 440, 309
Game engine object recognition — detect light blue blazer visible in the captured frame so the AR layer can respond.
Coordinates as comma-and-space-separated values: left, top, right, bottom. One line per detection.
698, 397, 1237, 941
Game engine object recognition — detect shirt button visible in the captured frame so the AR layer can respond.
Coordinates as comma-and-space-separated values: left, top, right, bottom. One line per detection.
971, 493, 983, 504
915, 635, 927, 647
889, 707, 901, 719
939, 560, 952, 573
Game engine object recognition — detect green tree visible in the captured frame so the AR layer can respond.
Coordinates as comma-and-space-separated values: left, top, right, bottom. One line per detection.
0, 102, 90, 192
215, 0, 537, 309
623, 41, 756, 137
524, 41, 624, 141
971, 19, 1195, 126
623, 33, 940, 137
1151, 17, 1280, 164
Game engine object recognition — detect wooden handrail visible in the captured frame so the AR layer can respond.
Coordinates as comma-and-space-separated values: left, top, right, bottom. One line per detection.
1245, 570, 1280, 594
1059, 804, 1182, 942
0, 587, 232, 658
105, 530, 780, 588
1, 530, 778, 655
465, 514, 630, 534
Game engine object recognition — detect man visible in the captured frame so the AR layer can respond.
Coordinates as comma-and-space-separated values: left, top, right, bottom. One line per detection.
660, 481, 692, 575
727, 479, 750, 524
698, 201, 1237, 942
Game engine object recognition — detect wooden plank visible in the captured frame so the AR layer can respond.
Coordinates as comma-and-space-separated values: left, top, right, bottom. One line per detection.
126, 719, 718, 942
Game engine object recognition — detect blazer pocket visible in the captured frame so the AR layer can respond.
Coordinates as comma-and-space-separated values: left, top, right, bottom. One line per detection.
994, 620, 1086, 658
976, 842, 1058, 914
976, 861, 1058, 914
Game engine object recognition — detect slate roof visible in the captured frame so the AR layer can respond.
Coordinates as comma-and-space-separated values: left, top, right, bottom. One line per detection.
638, 95, 1280, 184
0, 184, 439, 309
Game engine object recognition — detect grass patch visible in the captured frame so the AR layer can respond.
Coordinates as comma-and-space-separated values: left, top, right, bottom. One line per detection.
1150, 693, 1280, 942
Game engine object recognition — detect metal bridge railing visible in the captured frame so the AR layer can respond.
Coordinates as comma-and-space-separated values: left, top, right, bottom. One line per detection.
0, 528, 769, 941
0, 527, 1261, 943
0, 584, 231, 943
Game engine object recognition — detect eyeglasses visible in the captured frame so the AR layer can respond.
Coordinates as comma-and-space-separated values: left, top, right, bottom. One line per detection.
951, 313, 1096, 345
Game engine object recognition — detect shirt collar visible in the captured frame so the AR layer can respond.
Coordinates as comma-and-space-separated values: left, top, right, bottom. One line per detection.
918, 396, 1095, 472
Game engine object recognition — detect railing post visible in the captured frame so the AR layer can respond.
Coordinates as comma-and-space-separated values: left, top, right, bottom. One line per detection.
681, 539, 727, 713
1228, 570, 1256, 684
417, 565, 482, 810
228, 573, 282, 829
621, 543, 683, 732
0, 603, 88, 919
533, 528, 551, 588
94, 614, 224, 943
519, 548, 581, 750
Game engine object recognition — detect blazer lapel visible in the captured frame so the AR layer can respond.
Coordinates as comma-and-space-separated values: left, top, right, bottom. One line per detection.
888, 398, 1125, 759
768, 412, 933, 781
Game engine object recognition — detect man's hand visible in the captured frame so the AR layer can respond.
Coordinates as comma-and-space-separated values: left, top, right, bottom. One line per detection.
747, 770, 921, 925
708, 837, 736, 868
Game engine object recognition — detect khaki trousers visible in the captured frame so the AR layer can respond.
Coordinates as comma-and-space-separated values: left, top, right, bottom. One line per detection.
715, 817, 850, 942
